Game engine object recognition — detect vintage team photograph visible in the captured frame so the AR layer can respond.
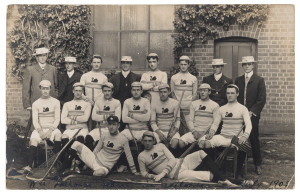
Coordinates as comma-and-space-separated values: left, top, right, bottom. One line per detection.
5, 3, 295, 190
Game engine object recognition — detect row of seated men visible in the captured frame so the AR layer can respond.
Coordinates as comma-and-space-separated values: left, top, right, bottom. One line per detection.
20, 77, 251, 185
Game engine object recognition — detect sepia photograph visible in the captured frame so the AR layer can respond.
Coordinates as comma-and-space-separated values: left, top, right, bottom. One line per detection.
4, 0, 296, 190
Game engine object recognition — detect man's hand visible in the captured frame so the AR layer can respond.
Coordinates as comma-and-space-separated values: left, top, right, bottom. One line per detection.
192, 131, 204, 140
44, 129, 53, 139
156, 130, 166, 143
205, 130, 215, 140
26, 107, 32, 111
238, 136, 247, 144
249, 111, 253, 118
153, 172, 166, 182
38, 130, 47, 139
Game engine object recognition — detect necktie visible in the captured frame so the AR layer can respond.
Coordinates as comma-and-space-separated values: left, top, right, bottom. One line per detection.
244, 75, 249, 105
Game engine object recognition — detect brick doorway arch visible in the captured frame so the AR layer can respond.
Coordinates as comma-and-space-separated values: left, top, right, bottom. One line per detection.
214, 37, 257, 80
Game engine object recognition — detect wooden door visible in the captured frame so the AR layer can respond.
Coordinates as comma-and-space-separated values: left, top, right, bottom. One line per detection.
214, 39, 257, 80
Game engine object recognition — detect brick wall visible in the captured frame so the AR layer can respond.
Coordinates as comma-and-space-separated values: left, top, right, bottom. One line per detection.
182, 5, 295, 124
6, 5, 295, 126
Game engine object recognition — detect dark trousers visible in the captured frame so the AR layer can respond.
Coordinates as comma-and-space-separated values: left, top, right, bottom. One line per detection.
249, 116, 262, 166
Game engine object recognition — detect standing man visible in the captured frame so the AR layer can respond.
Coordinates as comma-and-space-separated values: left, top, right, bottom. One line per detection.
21, 80, 61, 173
58, 56, 82, 107
121, 82, 151, 141
203, 59, 232, 107
59, 116, 138, 176
235, 56, 266, 175
140, 53, 168, 103
109, 56, 141, 131
178, 83, 219, 149
150, 83, 180, 150
86, 82, 121, 151
22, 45, 58, 111
170, 56, 198, 133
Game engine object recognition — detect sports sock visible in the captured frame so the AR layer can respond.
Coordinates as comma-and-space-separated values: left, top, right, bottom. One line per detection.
85, 135, 95, 151
28, 146, 37, 167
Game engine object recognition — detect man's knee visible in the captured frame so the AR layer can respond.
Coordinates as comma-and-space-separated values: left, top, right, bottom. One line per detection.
93, 168, 107, 176
30, 138, 39, 147
71, 141, 83, 153
178, 140, 186, 149
170, 139, 179, 149
198, 150, 207, 159
54, 133, 61, 141
62, 134, 69, 140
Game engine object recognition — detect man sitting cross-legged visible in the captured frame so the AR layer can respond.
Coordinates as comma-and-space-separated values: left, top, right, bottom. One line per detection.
59, 115, 139, 177
138, 131, 237, 186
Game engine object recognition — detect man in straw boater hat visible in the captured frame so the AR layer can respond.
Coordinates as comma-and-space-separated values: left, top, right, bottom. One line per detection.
58, 56, 82, 107
235, 56, 266, 176
150, 83, 181, 154
22, 45, 58, 111
85, 82, 121, 151
110, 56, 141, 131
198, 84, 252, 178
20, 80, 62, 174
140, 53, 168, 103
170, 55, 198, 134
138, 131, 238, 186
203, 59, 232, 107
59, 115, 138, 177
178, 83, 219, 150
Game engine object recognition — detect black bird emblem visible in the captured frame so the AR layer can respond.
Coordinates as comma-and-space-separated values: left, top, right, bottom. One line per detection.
75, 105, 82, 110
104, 106, 110, 111
162, 108, 169, 113
150, 76, 157, 81
133, 105, 140, 110
91, 77, 98, 82
107, 141, 114, 148
151, 153, 158, 160
43, 107, 49, 112
225, 112, 233, 117
199, 105, 206, 110
180, 79, 186, 84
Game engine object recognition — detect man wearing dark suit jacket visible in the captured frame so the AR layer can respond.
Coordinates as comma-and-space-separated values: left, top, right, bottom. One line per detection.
235, 56, 266, 176
109, 56, 141, 131
203, 59, 232, 107
58, 56, 82, 106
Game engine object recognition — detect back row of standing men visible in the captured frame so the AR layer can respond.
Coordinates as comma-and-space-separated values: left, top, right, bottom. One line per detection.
21, 45, 266, 177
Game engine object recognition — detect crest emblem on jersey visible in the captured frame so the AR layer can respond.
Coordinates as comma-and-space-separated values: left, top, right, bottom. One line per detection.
151, 153, 158, 160
180, 79, 186, 84
43, 107, 49, 112
150, 76, 157, 81
104, 106, 110, 111
91, 77, 98, 83
75, 105, 82, 110
225, 112, 233, 117
107, 141, 114, 148
162, 108, 169, 113
199, 105, 206, 110
133, 105, 140, 110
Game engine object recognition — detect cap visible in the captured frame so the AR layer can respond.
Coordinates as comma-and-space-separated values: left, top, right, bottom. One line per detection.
107, 115, 119, 123
73, 82, 84, 88
131, 82, 143, 89
142, 131, 155, 140
64, 56, 77, 63
158, 83, 170, 90
121, 56, 133, 62
33, 47, 49, 56
40, 80, 51, 87
102, 82, 114, 89
199, 83, 211, 90
227, 84, 239, 92
179, 55, 190, 61
238, 56, 256, 64
147, 53, 159, 59
211, 59, 226, 66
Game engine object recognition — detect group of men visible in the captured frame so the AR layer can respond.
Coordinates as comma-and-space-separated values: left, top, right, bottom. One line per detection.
20, 45, 266, 184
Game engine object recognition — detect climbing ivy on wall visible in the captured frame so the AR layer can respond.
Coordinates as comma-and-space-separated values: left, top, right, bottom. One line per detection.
9, 5, 93, 80
172, 4, 270, 60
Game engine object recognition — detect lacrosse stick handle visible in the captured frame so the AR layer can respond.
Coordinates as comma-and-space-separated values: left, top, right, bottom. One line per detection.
23, 110, 32, 148
127, 128, 140, 154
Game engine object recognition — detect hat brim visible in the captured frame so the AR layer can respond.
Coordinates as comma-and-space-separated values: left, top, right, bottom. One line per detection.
238, 61, 256, 63
33, 52, 49, 56
211, 63, 226, 65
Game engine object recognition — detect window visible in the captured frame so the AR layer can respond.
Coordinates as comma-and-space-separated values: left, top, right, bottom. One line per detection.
92, 5, 175, 71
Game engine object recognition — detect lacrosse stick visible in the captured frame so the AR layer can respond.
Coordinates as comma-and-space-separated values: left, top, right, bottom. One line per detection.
22, 110, 32, 148
127, 127, 140, 154
26, 128, 83, 182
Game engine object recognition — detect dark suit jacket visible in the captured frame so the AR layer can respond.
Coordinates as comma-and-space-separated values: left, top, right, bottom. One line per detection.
235, 74, 266, 117
22, 63, 58, 109
109, 71, 141, 100
203, 74, 232, 106
58, 70, 82, 105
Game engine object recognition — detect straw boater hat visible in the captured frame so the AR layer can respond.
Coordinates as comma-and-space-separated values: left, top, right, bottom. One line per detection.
64, 56, 77, 63
211, 59, 226, 66
179, 55, 190, 61
238, 56, 256, 64
33, 47, 49, 56
199, 83, 212, 90
121, 56, 133, 62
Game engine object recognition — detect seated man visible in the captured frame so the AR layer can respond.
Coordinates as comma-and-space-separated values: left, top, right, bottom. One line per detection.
86, 82, 121, 151
22, 80, 61, 173
61, 83, 92, 147
121, 82, 151, 141
178, 83, 219, 149
150, 83, 180, 150
60, 116, 138, 177
138, 131, 236, 186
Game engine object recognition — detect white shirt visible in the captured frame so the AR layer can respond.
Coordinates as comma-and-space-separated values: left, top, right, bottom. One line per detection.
245, 71, 253, 79
214, 73, 222, 81
67, 70, 74, 78
122, 70, 130, 78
